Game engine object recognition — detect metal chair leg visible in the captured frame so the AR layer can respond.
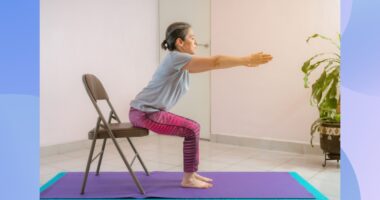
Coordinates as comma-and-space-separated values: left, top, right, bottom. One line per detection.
110, 136, 145, 194
96, 138, 107, 175
126, 137, 150, 176
80, 137, 97, 195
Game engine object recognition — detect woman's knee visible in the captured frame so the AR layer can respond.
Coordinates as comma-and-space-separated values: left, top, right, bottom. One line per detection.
187, 121, 200, 138
194, 121, 200, 133
188, 117, 200, 130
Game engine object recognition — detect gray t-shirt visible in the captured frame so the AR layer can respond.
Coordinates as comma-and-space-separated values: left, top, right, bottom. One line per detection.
130, 50, 192, 112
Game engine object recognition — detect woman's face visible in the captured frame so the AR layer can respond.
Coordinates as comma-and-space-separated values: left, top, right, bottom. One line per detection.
176, 28, 197, 54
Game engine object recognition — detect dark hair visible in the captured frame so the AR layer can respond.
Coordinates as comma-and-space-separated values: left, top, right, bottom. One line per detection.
161, 22, 191, 51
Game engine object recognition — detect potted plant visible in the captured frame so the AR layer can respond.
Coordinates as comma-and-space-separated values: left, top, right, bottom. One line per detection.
301, 33, 340, 167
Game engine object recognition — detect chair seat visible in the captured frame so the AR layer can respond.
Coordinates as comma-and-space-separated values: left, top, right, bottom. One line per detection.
88, 122, 149, 139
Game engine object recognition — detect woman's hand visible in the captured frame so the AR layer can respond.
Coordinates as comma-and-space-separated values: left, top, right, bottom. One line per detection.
246, 52, 273, 67
182, 52, 273, 73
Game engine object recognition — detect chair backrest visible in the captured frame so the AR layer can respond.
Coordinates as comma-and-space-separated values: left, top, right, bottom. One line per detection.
82, 73, 122, 124
82, 74, 109, 101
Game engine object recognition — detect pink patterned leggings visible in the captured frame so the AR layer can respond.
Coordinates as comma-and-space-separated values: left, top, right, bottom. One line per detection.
128, 107, 200, 172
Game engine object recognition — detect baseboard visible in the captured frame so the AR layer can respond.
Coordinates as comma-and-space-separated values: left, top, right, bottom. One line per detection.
41, 134, 323, 157
210, 133, 323, 155
40, 135, 157, 157
40, 140, 94, 157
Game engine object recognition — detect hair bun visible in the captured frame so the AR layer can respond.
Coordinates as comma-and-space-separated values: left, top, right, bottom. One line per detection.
161, 39, 168, 50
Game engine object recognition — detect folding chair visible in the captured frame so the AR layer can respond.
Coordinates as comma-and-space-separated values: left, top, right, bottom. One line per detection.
81, 74, 150, 195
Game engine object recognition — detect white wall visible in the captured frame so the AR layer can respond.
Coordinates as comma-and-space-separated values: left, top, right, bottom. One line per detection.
40, 0, 159, 146
159, 0, 212, 139
211, 0, 340, 143
41, 0, 339, 147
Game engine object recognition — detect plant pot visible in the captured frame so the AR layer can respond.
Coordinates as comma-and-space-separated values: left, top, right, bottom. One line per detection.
318, 122, 340, 166
318, 122, 340, 153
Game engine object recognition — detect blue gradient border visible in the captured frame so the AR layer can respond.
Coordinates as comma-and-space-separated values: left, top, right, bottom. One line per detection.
0, 0, 39, 200
1, 0, 380, 199
341, 0, 380, 199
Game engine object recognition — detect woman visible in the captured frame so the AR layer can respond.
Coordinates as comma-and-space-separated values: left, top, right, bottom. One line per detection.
129, 22, 273, 189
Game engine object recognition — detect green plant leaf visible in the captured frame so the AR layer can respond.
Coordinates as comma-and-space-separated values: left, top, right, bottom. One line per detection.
303, 60, 327, 88
306, 33, 340, 50
319, 74, 334, 105
317, 76, 339, 121
301, 53, 325, 73
301, 60, 311, 74
302, 33, 341, 124
325, 63, 339, 73
338, 33, 341, 43
307, 59, 332, 73
311, 70, 326, 105
303, 57, 339, 76
310, 119, 323, 147
303, 75, 309, 88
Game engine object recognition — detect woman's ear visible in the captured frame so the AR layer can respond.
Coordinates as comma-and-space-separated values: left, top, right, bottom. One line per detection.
175, 38, 184, 48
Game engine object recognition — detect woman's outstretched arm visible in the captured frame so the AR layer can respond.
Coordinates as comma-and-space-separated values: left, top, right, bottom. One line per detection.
182, 52, 273, 73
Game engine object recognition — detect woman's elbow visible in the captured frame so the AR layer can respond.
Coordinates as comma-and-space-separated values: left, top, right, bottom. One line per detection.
213, 55, 221, 68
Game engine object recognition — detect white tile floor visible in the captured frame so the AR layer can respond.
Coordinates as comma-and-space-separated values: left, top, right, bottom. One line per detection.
40, 134, 340, 200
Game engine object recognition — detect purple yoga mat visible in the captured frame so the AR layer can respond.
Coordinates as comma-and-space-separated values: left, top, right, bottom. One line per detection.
40, 171, 314, 199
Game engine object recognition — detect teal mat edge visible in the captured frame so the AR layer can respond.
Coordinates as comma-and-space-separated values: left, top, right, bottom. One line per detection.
40, 172, 67, 193
40, 171, 329, 200
289, 172, 328, 200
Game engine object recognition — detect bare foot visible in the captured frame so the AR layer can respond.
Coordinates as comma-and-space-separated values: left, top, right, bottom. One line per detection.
181, 172, 213, 189
194, 173, 213, 183
181, 178, 213, 189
